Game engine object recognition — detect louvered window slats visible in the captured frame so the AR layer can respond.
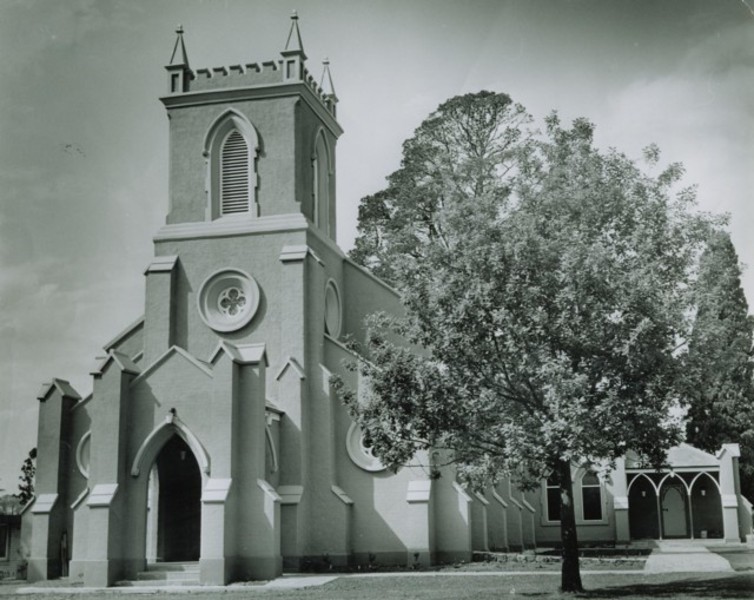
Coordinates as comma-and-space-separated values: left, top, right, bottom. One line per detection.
221, 131, 249, 214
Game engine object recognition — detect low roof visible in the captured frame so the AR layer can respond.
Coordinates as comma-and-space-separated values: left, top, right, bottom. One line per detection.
625, 442, 719, 470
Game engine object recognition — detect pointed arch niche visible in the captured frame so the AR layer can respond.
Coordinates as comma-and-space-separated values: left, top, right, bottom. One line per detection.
204, 109, 260, 220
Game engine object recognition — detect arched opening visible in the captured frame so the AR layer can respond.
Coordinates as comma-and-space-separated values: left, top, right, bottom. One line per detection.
690, 473, 723, 539
204, 109, 259, 220
660, 479, 689, 538
628, 475, 659, 539
148, 435, 202, 562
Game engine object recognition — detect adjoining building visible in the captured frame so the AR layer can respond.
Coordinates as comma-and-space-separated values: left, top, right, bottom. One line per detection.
23, 16, 751, 587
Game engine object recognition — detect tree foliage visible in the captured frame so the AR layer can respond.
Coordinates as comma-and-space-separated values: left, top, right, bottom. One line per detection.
684, 231, 754, 500
350, 91, 531, 287
341, 92, 718, 592
15, 447, 37, 506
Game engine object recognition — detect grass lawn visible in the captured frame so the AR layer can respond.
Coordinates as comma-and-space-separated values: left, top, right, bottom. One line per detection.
3, 572, 753, 599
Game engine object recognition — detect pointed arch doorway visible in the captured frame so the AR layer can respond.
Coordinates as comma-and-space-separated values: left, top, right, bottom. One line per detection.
147, 435, 202, 562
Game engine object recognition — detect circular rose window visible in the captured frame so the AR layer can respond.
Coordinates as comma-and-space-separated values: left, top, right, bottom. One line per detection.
346, 422, 386, 472
197, 268, 260, 332
324, 280, 342, 338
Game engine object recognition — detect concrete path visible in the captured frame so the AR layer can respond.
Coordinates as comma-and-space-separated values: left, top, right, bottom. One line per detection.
643, 540, 734, 573
15, 576, 340, 595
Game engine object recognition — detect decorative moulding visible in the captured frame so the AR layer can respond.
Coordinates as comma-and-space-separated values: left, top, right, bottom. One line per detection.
508, 495, 524, 510
474, 492, 490, 506
87, 484, 118, 508
521, 499, 536, 514
31, 493, 58, 515
90, 350, 141, 377
406, 480, 431, 503
345, 422, 386, 473
275, 356, 305, 381
197, 268, 260, 333
451, 482, 472, 503
277, 485, 304, 505
209, 340, 268, 366
491, 490, 508, 508
202, 478, 233, 504
257, 479, 281, 502
342, 255, 400, 299
279, 244, 322, 264
323, 334, 359, 359
331, 485, 354, 505
131, 414, 211, 477
19, 495, 36, 516
324, 279, 342, 339
265, 401, 283, 422
102, 316, 144, 352
71, 393, 93, 414
160, 82, 343, 138
154, 212, 308, 242
36, 379, 82, 403
718, 443, 741, 459
144, 255, 178, 275
75, 431, 92, 478
70, 488, 90, 511
131, 345, 212, 387
265, 424, 278, 473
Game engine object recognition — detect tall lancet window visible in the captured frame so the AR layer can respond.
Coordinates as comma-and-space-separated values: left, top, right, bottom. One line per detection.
220, 130, 250, 215
312, 131, 331, 236
204, 109, 259, 220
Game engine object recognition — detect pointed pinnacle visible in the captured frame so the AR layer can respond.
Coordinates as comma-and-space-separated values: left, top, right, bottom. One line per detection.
320, 58, 338, 101
283, 10, 307, 60
169, 24, 189, 66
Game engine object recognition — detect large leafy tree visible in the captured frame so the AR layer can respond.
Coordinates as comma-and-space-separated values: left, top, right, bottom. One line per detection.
350, 91, 531, 287
341, 93, 716, 592
685, 231, 754, 500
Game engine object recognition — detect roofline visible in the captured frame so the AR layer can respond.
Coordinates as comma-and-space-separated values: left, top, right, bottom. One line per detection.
103, 316, 145, 352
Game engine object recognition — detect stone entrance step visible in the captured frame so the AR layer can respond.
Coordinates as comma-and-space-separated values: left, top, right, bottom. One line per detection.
115, 562, 201, 587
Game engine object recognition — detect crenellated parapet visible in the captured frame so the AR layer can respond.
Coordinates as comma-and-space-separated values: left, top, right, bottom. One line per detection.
165, 12, 337, 118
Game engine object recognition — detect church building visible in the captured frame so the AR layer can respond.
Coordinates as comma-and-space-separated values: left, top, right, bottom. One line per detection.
23, 16, 750, 588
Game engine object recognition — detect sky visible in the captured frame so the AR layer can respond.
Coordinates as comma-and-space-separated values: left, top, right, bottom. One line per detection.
0, 0, 752, 491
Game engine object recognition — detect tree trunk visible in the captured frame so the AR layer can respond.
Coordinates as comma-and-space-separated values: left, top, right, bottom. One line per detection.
558, 459, 583, 593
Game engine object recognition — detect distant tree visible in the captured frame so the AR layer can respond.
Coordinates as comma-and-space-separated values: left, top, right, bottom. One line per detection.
339, 95, 717, 593
16, 447, 37, 506
685, 231, 754, 500
0, 493, 21, 515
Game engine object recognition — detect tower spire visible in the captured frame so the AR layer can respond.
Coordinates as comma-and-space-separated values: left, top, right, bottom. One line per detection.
282, 10, 307, 60
169, 24, 189, 67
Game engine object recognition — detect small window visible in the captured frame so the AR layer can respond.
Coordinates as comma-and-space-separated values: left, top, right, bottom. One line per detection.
546, 477, 561, 522
220, 130, 250, 215
0, 525, 8, 560
581, 472, 603, 521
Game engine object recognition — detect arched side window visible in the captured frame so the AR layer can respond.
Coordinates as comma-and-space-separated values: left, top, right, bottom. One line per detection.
581, 471, 603, 521
204, 110, 259, 220
312, 130, 331, 235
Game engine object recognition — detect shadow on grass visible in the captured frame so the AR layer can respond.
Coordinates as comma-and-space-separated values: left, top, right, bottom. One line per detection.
583, 574, 754, 598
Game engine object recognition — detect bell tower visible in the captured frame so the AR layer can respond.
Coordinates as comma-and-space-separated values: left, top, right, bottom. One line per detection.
160, 13, 341, 238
